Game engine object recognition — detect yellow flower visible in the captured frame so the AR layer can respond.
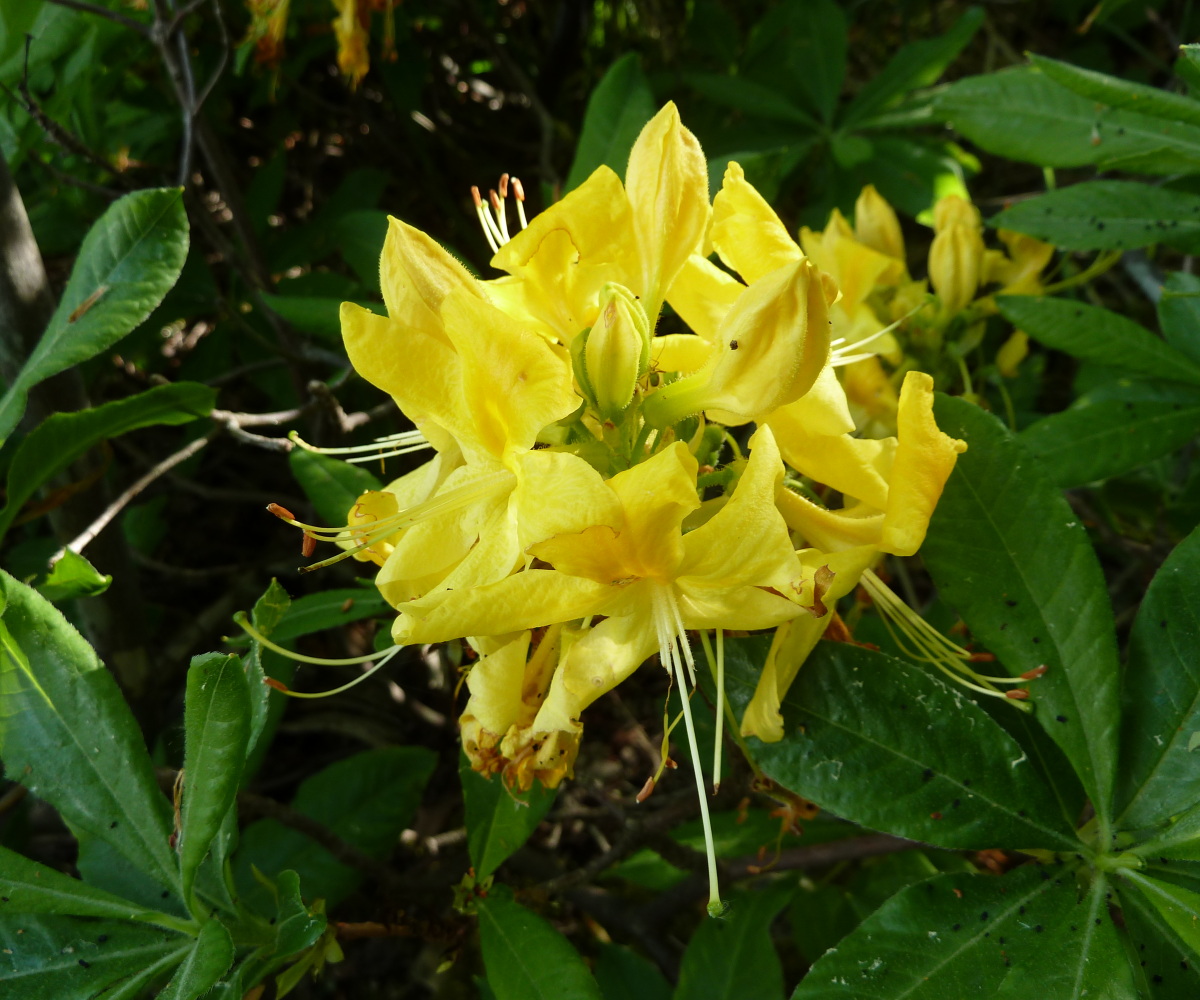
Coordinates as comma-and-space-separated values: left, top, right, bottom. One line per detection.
928, 195, 985, 317
983, 230, 1055, 296
331, 0, 369, 89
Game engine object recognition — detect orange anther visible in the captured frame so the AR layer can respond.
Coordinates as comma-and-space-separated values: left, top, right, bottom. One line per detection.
470, 185, 483, 208
267, 503, 296, 520
1021, 665, 1048, 680
636, 776, 655, 803
498, 173, 509, 198
489, 189, 501, 212
302, 533, 317, 558
1005, 688, 1030, 700
264, 677, 290, 692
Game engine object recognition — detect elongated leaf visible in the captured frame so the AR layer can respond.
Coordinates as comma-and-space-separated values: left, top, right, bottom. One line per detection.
0, 572, 179, 894
921, 396, 1121, 824
179, 654, 250, 911
999, 296, 1200, 386
242, 579, 293, 773
1121, 872, 1200, 963
991, 181, 1200, 253
273, 870, 327, 957
676, 882, 793, 1000
565, 54, 655, 192
0, 844, 177, 925
744, 0, 846, 123
0, 187, 189, 446
260, 293, 383, 340
729, 640, 1076, 851
0, 914, 189, 1000
841, 6, 983, 129
234, 746, 435, 909
1135, 800, 1200, 858
1119, 875, 1200, 998
1114, 525, 1200, 830
1158, 271, 1200, 365
594, 943, 671, 1000
462, 754, 558, 880
288, 448, 382, 528
994, 872, 1136, 998
937, 67, 1200, 169
1030, 54, 1200, 128
682, 73, 816, 128
265, 588, 392, 643
0, 381, 216, 541
791, 867, 1106, 999
1019, 380, 1200, 487
157, 919, 234, 1000
478, 887, 602, 1000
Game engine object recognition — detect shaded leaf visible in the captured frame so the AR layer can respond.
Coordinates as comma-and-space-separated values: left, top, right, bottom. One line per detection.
462, 754, 558, 880
1158, 271, 1200, 365
478, 886, 602, 1000
157, 919, 234, 1000
0, 188, 189, 446
1118, 876, 1200, 999
922, 397, 1123, 825
1030, 54, 1200, 128
594, 943, 671, 1000
0, 571, 179, 894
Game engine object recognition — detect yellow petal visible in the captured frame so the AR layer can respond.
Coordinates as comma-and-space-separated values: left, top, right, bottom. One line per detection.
625, 103, 710, 314
513, 450, 622, 551
650, 333, 714, 375
379, 216, 483, 341
854, 185, 905, 261
878, 371, 967, 556
666, 253, 745, 343
768, 413, 895, 511
765, 362, 855, 439
776, 486, 886, 551
462, 631, 532, 736
928, 223, 984, 315
710, 162, 802, 284
840, 356, 899, 436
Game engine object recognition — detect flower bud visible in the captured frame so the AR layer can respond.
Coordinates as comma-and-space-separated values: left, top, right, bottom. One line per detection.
583, 283, 651, 420
932, 194, 982, 233
928, 223, 984, 316
854, 185, 905, 261
996, 330, 1029, 378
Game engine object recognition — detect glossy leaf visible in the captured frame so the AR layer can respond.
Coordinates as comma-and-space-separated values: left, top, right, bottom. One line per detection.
157, 919, 234, 1000
1118, 876, 1200, 999
288, 448, 383, 528
0, 844, 178, 926
1115, 525, 1200, 830
997, 296, 1200, 386
0, 914, 189, 1000
478, 887, 603, 1000
937, 67, 1198, 169
1030, 54, 1200, 128
0, 381, 216, 541
179, 653, 250, 911
36, 549, 112, 602
791, 867, 1107, 999
1019, 380, 1200, 487
565, 53, 655, 192
0, 187, 189, 446
675, 882, 793, 1000
1158, 271, 1200, 365
0, 571, 179, 894
235, 746, 435, 909
921, 396, 1121, 825
729, 639, 1077, 851
841, 6, 983, 129
991, 181, 1200, 253
462, 754, 558, 880
1120, 873, 1200, 963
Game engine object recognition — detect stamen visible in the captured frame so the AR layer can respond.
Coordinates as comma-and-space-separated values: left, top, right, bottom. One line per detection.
489, 189, 510, 244
472, 185, 500, 254
263, 645, 404, 699
289, 429, 431, 465
699, 629, 726, 794
653, 585, 724, 917
511, 176, 528, 230
234, 611, 403, 667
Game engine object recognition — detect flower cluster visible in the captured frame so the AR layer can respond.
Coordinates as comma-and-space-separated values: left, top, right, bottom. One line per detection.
278, 104, 988, 912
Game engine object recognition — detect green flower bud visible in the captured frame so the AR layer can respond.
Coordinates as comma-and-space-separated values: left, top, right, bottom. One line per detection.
583, 283, 651, 421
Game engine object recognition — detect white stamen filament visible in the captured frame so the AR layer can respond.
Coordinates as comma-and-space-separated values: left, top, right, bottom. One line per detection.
652, 584, 724, 917
289, 429, 431, 463
471, 175, 530, 254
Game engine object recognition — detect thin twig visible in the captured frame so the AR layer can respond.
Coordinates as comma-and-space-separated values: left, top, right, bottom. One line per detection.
44, 0, 149, 36
192, 0, 229, 114
164, 0, 210, 36
51, 430, 217, 564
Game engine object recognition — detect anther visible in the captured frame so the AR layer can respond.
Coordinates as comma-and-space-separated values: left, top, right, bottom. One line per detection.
636, 776, 656, 803
1021, 665, 1048, 679
267, 503, 296, 521
1005, 689, 1030, 700
498, 173, 509, 198
264, 677, 289, 692
301, 533, 317, 558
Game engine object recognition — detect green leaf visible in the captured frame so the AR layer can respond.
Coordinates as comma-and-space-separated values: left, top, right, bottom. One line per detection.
234, 746, 435, 909
242, 580, 294, 779
478, 886, 602, 1000
1118, 875, 1200, 998
179, 653, 250, 911
682, 72, 817, 128
1114, 525, 1200, 830
331, 209, 388, 293
675, 882, 793, 1000
157, 919, 234, 1000
729, 640, 1077, 851
1019, 379, 1200, 487
840, 6, 983, 129
921, 396, 1121, 826
937, 67, 1200, 169
594, 943, 671, 1000
791, 867, 1099, 999
1120, 872, 1200, 963
0, 571, 179, 894
0, 187, 189, 446
1030, 54, 1200, 128
288, 448, 383, 528
993, 872, 1136, 999
744, 0, 846, 123
565, 54, 655, 193
462, 755, 558, 880
36, 549, 112, 602
272, 870, 327, 957
0, 382, 216, 542
263, 588, 392, 644
1180, 44, 1200, 92
998, 296, 1200, 387
0, 914, 190, 1000
1159, 271, 1200, 365
260, 293, 383, 340
0, 844, 179, 926
991, 181, 1200, 253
